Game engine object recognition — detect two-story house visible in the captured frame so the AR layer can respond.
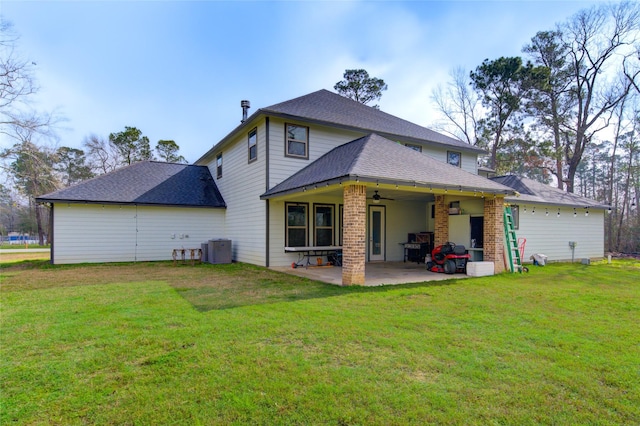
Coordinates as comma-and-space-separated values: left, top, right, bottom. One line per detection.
37, 89, 607, 284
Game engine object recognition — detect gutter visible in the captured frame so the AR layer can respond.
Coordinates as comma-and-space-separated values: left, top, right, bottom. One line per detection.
260, 174, 516, 200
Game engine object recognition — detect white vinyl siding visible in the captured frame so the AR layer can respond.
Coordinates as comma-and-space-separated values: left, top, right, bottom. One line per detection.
268, 119, 362, 189
515, 206, 604, 262
424, 146, 477, 174
52, 204, 222, 264
206, 119, 267, 265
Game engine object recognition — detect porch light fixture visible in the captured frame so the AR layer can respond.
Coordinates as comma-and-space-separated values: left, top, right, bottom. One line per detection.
557, 208, 560, 217
585, 208, 589, 217
523, 206, 527, 213
532, 206, 536, 215
573, 208, 577, 217
545, 208, 549, 216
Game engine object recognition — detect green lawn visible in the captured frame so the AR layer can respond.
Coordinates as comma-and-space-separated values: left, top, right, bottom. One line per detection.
1, 260, 639, 425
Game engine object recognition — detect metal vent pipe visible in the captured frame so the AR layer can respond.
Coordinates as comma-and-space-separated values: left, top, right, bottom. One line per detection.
241, 100, 250, 123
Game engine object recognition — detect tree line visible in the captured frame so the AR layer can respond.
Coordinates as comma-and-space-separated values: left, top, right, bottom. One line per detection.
2, 2, 638, 252
429, 1, 639, 253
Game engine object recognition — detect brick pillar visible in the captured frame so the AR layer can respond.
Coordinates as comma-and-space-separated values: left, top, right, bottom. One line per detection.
342, 184, 366, 285
434, 195, 449, 247
483, 197, 505, 274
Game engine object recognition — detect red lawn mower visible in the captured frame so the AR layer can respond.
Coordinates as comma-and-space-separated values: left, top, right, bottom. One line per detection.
426, 242, 471, 274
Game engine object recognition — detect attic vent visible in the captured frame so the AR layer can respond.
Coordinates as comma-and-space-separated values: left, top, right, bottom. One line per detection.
241, 100, 250, 123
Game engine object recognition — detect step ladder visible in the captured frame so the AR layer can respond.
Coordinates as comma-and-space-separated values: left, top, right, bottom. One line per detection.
504, 206, 524, 273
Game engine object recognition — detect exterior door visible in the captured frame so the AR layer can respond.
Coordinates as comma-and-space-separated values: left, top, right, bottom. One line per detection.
368, 205, 385, 261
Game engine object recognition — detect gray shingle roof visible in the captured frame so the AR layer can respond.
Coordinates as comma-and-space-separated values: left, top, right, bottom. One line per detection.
262, 89, 484, 153
491, 175, 609, 209
37, 161, 225, 208
262, 133, 514, 198
196, 89, 485, 164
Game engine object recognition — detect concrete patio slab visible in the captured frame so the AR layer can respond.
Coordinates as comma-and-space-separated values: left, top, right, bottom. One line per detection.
271, 261, 470, 286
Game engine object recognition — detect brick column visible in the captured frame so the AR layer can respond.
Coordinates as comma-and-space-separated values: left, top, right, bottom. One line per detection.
434, 195, 449, 247
342, 184, 366, 285
483, 197, 505, 274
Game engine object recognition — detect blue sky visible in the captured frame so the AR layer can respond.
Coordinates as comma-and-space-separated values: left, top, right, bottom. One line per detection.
2, 0, 603, 163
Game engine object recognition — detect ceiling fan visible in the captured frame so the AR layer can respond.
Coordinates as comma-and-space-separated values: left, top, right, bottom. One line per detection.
369, 190, 394, 203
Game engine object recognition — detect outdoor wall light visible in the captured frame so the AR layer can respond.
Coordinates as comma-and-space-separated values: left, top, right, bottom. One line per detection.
545, 208, 549, 216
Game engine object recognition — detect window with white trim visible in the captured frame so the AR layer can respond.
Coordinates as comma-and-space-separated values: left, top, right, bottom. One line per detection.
285, 123, 309, 158
286, 203, 308, 247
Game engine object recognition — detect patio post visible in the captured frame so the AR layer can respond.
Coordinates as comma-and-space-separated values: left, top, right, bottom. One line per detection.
483, 197, 506, 273
434, 195, 449, 247
342, 184, 366, 285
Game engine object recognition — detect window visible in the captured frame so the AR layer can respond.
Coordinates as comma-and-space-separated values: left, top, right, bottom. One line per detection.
285, 123, 309, 158
447, 151, 461, 167
339, 204, 344, 246
286, 203, 308, 247
216, 153, 222, 178
248, 128, 257, 162
405, 143, 422, 152
511, 205, 520, 230
314, 204, 334, 246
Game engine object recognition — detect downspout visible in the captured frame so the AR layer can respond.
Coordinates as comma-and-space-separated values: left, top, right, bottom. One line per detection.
265, 117, 270, 267
49, 203, 54, 264
135, 204, 138, 262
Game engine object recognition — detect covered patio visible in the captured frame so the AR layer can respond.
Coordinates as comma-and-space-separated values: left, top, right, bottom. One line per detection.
271, 261, 471, 286
262, 134, 516, 285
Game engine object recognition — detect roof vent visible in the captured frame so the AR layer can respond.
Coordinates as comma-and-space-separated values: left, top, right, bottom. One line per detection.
241, 100, 250, 123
